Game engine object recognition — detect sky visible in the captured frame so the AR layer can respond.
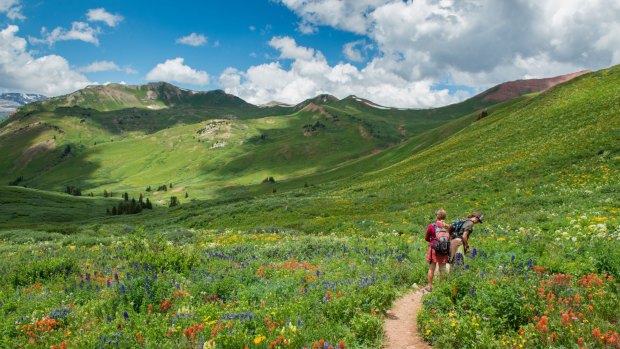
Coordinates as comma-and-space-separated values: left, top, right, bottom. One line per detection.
1, 0, 619, 108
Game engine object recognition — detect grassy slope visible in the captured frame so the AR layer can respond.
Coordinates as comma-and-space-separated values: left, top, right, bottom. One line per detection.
132, 65, 619, 232
0, 81, 500, 204
0, 186, 120, 228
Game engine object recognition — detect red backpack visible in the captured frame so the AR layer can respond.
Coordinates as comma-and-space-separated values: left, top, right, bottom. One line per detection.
431, 223, 451, 255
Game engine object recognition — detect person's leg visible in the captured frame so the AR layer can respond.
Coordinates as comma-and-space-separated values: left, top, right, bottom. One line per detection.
427, 262, 436, 291
450, 238, 463, 263
438, 263, 447, 279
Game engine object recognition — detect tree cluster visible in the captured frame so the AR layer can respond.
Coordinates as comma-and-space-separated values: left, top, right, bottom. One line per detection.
107, 193, 152, 215
476, 109, 489, 121
302, 121, 326, 133
262, 177, 276, 184
65, 185, 82, 196
8, 176, 24, 186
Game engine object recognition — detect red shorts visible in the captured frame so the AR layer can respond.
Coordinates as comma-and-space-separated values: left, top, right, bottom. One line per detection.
426, 245, 449, 264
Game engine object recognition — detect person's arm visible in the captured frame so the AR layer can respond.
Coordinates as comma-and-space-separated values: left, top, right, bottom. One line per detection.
425, 224, 434, 242
462, 231, 470, 252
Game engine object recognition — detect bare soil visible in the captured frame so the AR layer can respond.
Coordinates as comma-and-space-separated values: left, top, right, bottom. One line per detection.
384, 287, 432, 349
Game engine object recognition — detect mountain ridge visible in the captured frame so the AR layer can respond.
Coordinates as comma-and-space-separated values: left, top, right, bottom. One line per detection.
12, 70, 588, 116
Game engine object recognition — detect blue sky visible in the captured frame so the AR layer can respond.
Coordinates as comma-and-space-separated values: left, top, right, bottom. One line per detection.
1, 0, 619, 107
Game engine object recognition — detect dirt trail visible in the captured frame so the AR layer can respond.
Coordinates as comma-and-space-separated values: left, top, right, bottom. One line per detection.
384, 286, 432, 349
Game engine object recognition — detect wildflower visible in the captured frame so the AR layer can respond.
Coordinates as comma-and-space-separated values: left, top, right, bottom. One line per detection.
123, 311, 129, 321
254, 335, 266, 344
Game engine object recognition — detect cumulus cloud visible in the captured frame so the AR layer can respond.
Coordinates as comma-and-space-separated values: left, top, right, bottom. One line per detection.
273, 0, 620, 104
87, 8, 123, 27
145, 58, 209, 85
79, 60, 137, 74
176, 33, 207, 47
0, 25, 91, 95
343, 40, 371, 62
220, 36, 460, 108
0, 0, 24, 20
29, 21, 100, 46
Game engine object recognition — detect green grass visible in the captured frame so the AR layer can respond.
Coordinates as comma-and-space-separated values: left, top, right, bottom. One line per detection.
0, 66, 619, 349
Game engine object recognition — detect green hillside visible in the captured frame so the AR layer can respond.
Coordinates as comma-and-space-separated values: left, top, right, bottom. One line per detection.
0, 79, 512, 206
132, 65, 619, 232
0, 67, 618, 349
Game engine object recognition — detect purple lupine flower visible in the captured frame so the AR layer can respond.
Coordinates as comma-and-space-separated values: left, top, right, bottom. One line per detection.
123, 311, 129, 320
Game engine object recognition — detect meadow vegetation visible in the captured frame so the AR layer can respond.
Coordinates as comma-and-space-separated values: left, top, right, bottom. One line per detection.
0, 66, 619, 348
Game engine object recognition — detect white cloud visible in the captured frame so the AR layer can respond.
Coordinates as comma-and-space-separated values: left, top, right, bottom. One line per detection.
249, 25, 256, 31
220, 36, 459, 108
269, 36, 315, 60
30, 21, 100, 46
79, 60, 119, 73
87, 8, 123, 27
0, 0, 24, 20
275, 0, 620, 100
79, 60, 137, 75
0, 25, 91, 96
343, 40, 366, 62
176, 33, 207, 47
146, 58, 209, 85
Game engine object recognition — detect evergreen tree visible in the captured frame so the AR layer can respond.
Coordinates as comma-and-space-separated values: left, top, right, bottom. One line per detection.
124, 192, 129, 201
103, 189, 109, 198
169, 196, 179, 207
145, 198, 153, 209
111, 206, 117, 215
139, 194, 144, 208
185, 192, 189, 198
106, 208, 110, 215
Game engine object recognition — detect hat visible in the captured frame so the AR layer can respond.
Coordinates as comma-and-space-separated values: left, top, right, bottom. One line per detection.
472, 211, 484, 223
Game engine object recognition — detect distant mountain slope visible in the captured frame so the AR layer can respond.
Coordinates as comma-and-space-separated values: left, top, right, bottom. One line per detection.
474, 70, 590, 102
0, 93, 48, 117
0, 70, 593, 210
154, 65, 619, 232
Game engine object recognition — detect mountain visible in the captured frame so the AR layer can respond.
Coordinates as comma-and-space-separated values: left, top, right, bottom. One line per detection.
474, 70, 590, 103
0, 69, 596, 212
0, 93, 48, 117
145, 65, 620, 232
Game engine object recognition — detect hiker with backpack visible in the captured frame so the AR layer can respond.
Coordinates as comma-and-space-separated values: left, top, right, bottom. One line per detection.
449, 211, 483, 263
425, 209, 451, 292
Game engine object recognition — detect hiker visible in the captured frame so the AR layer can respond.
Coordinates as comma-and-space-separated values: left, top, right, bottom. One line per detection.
449, 211, 483, 263
425, 209, 450, 292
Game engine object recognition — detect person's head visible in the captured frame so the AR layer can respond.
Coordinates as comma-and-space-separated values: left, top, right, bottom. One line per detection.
435, 209, 447, 221
467, 211, 484, 224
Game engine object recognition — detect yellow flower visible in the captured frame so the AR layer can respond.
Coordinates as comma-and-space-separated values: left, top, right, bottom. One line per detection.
451, 321, 457, 327
254, 335, 266, 344
425, 329, 431, 335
